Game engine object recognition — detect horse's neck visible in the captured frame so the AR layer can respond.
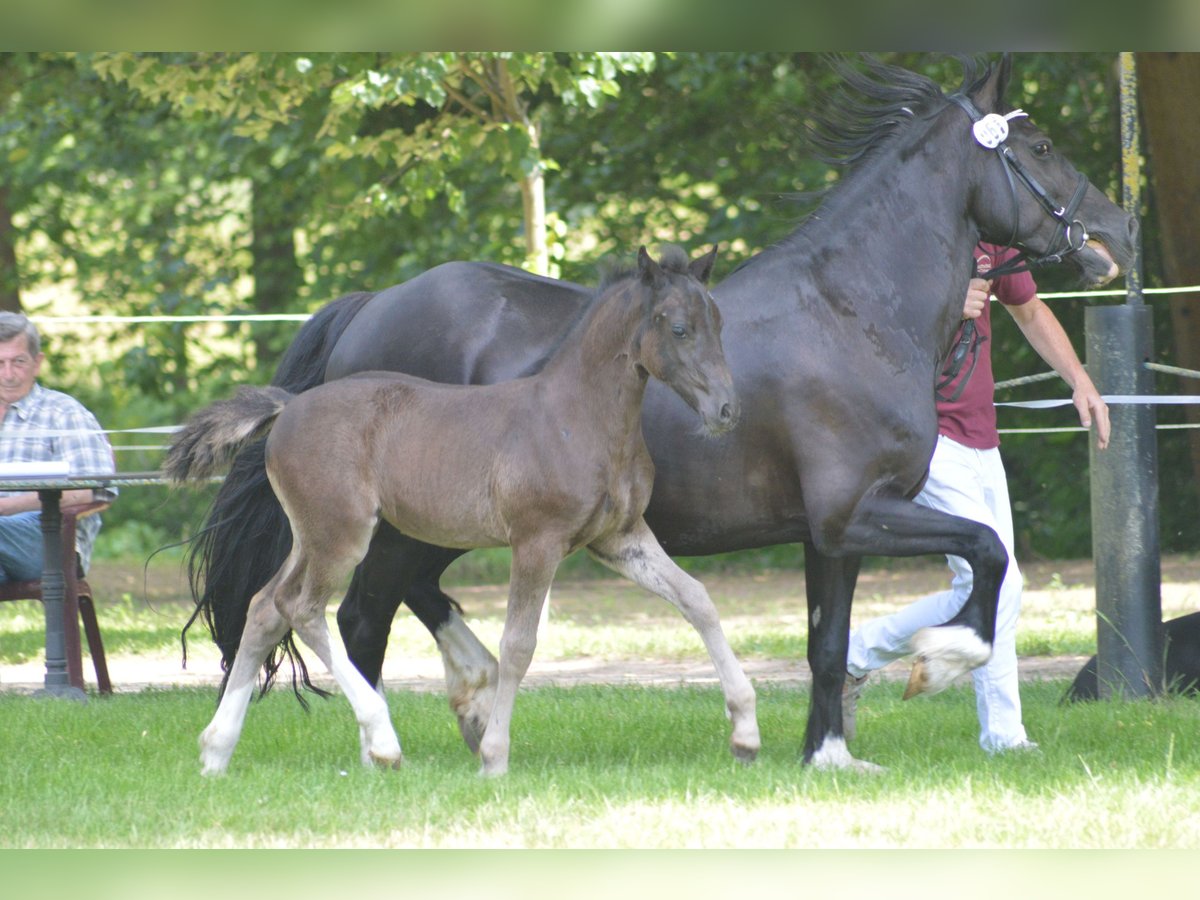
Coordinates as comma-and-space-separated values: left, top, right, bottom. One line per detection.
731, 117, 981, 343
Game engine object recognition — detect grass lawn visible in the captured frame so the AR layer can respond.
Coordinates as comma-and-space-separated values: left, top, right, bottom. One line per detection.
1, 553, 1198, 848
0, 680, 1197, 848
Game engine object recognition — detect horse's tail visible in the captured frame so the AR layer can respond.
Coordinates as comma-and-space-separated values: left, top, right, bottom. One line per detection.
182, 292, 376, 685
164, 386, 293, 482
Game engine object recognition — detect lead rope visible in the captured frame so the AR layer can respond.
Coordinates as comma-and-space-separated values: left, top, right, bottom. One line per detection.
935, 255, 986, 403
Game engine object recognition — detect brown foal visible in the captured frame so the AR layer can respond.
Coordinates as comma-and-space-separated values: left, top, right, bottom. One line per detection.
165, 245, 759, 776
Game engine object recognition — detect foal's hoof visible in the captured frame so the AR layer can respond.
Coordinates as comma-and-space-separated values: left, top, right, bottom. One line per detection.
456, 712, 486, 755
731, 743, 759, 764
369, 751, 404, 770
904, 626, 991, 699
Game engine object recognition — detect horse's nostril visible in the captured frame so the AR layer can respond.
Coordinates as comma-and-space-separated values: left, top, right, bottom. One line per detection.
720, 403, 733, 421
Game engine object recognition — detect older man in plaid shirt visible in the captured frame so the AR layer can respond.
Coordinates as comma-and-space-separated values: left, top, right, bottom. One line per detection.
0, 312, 116, 582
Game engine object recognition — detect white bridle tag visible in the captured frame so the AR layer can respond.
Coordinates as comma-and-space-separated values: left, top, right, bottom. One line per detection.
971, 109, 1028, 149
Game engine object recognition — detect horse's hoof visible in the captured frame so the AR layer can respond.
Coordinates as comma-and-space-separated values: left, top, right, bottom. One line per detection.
807, 735, 886, 773
479, 760, 508, 778
904, 626, 991, 698
457, 713, 485, 755
731, 736, 761, 764
369, 751, 403, 770
903, 658, 930, 700
732, 745, 759, 764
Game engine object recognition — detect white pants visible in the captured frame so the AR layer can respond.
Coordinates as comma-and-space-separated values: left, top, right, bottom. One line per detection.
846, 434, 1028, 753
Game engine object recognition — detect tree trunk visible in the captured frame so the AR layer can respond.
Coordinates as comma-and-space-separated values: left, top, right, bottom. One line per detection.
518, 130, 549, 277
1137, 52, 1200, 489
494, 60, 548, 276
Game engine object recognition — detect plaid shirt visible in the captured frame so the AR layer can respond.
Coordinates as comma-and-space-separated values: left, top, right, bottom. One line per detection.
1, 383, 117, 572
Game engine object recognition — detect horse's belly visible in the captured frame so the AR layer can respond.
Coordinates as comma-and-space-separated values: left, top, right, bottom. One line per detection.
380, 490, 509, 551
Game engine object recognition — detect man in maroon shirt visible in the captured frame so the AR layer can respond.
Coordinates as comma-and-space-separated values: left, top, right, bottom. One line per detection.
845, 244, 1111, 753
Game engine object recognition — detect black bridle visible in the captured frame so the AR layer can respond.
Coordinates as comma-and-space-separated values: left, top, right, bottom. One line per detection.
937, 93, 1092, 402
948, 91, 1091, 275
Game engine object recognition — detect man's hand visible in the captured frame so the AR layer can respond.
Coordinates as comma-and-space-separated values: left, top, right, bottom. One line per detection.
963, 277, 989, 320
1074, 385, 1111, 450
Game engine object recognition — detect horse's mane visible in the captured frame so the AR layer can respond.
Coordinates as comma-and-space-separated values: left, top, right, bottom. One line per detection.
730, 55, 995, 275
808, 54, 991, 169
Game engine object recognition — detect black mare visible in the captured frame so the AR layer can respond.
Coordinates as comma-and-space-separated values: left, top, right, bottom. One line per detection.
187, 56, 1137, 769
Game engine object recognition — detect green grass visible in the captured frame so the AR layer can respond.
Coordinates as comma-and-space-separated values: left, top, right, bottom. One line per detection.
0, 681, 1197, 848
4, 560, 1198, 848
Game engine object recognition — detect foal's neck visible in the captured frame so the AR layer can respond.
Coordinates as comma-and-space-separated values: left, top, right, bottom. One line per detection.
540, 281, 650, 421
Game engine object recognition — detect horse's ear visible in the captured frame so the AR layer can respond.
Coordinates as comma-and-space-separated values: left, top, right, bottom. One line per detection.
689, 244, 719, 285
974, 53, 1012, 112
638, 245, 666, 289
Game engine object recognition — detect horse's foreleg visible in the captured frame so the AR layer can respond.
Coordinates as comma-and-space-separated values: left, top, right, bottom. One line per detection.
199, 581, 292, 776
589, 520, 760, 763
802, 545, 883, 772
477, 540, 560, 777
401, 543, 497, 754
828, 494, 1007, 698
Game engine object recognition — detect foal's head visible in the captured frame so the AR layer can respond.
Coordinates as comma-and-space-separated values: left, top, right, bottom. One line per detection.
632, 245, 738, 435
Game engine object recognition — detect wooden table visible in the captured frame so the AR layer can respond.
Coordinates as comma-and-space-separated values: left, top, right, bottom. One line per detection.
0, 472, 170, 700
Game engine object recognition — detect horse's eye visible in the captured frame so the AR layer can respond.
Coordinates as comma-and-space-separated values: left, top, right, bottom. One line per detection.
672, 324, 687, 338
1033, 140, 1051, 157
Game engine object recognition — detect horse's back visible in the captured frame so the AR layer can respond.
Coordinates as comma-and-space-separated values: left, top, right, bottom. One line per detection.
326, 261, 590, 386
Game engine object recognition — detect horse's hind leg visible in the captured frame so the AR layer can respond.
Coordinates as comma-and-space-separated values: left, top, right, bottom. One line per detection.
337, 526, 497, 752
290, 532, 403, 770
199, 574, 294, 775
293, 604, 403, 770
588, 519, 760, 763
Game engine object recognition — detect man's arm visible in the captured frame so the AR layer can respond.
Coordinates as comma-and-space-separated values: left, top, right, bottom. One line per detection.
1005, 296, 1110, 449
0, 488, 97, 516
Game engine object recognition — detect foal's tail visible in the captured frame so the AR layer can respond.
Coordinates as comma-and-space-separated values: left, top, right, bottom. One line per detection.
164, 386, 294, 482
181, 292, 375, 692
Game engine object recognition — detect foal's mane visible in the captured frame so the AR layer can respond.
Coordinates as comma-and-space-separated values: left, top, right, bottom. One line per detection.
515, 245, 693, 378
597, 244, 691, 291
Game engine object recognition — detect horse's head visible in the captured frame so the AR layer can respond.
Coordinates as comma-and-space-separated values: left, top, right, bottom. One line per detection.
962, 54, 1138, 287
635, 244, 738, 436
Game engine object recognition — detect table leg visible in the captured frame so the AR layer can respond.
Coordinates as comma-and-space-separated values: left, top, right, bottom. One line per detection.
35, 488, 86, 701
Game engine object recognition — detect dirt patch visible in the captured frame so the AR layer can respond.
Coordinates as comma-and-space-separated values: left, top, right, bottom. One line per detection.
6, 552, 1196, 695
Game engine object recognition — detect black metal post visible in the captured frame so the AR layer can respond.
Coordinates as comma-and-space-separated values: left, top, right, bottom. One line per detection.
1082, 53, 1162, 700
1086, 307, 1162, 698
34, 487, 86, 701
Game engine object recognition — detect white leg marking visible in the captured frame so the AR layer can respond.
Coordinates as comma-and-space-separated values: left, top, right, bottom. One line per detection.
199, 679, 256, 776
590, 521, 760, 762
437, 609, 498, 754
809, 734, 885, 774
905, 625, 992, 698
306, 621, 403, 769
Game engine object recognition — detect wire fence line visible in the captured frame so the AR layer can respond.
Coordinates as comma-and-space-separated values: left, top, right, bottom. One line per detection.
21, 281, 1200, 328
21, 286, 1200, 444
